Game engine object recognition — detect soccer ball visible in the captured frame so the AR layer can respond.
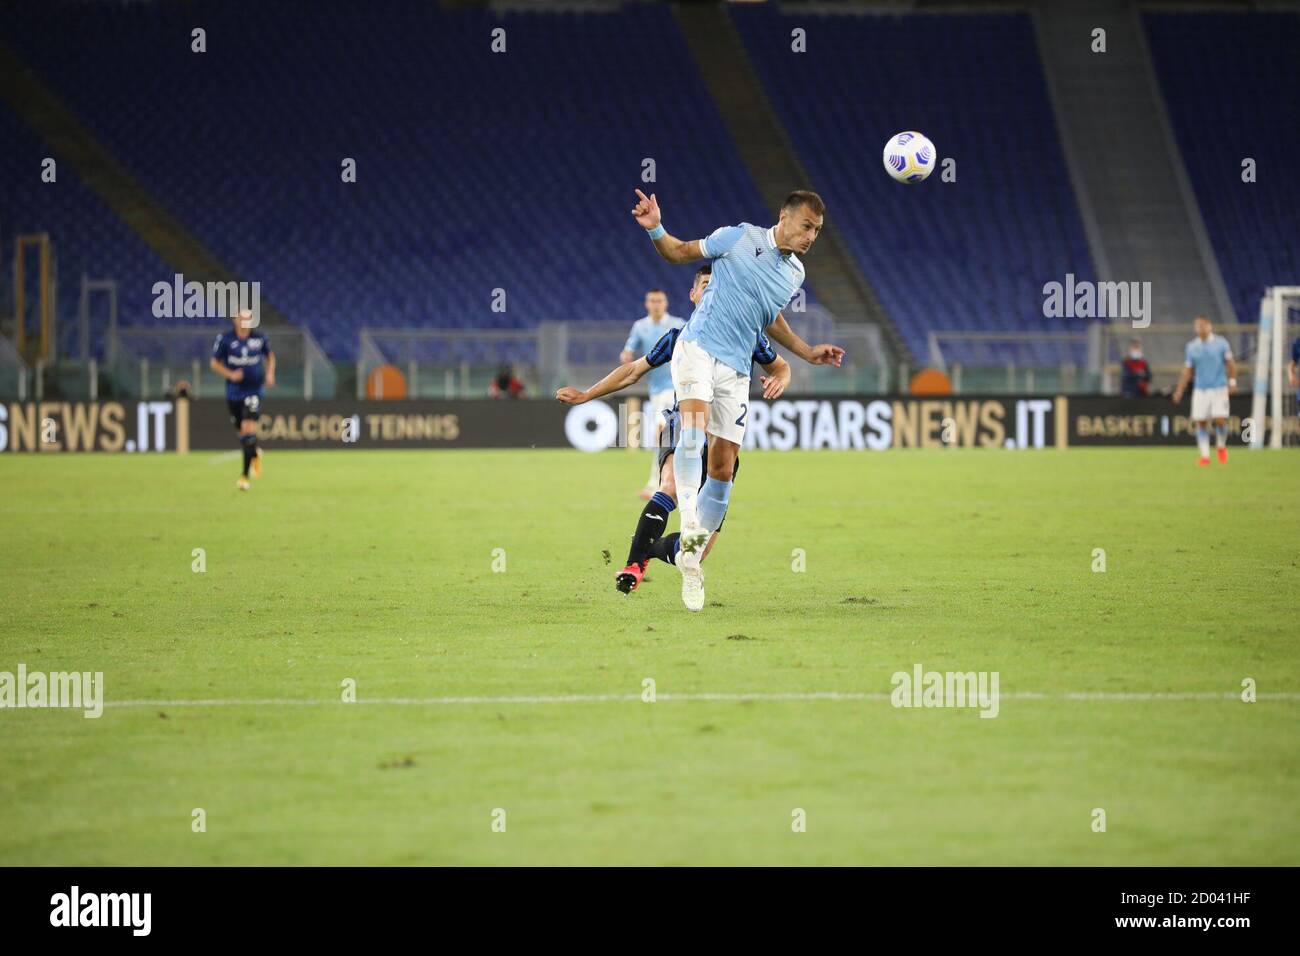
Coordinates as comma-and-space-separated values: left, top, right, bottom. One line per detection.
882, 131, 936, 184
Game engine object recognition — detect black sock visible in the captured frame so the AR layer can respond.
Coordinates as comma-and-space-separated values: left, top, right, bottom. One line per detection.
626, 491, 676, 566
648, 533, 681, 566
240, 434, 257, 476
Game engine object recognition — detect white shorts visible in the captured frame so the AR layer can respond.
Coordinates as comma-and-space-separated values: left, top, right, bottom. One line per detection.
670, 337, 750, 446
649, 387, 675, 420
643, 387, 676, 447
1191, 386, 1229, 420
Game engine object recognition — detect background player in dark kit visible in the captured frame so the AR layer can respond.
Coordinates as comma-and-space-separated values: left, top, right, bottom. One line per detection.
210, 309, 275, 490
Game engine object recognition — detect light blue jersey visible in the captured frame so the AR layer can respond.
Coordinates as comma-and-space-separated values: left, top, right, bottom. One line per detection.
682, 222, 806, 376
624, 314, 686, 395
1184, 334, 1233, 389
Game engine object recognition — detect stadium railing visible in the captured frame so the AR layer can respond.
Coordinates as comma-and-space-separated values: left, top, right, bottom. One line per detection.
927, 329, 1091, 394
358, 327, 538, 399
95, 325, 335, 400
928, 323, 1268, 396
0, 324, 336, 401
356, 306, 890, 399
1093, 322, 1259, 394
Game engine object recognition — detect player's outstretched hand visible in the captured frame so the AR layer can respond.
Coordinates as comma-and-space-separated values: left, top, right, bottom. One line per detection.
810, 344, 845, 367
554, 387, 587, 405
265, 372, 275, 389
631, 189, 661, 230
760, 374, 787, 400
1172, 388, 1183, 404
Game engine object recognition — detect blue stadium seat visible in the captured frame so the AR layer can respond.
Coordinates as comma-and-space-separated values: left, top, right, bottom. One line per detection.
1144, 11, 1300, 325
729, 5, 1096, 365
0, 0, 775, 360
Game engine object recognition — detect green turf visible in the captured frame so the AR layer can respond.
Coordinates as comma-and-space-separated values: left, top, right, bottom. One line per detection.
1, 448, 1297, 865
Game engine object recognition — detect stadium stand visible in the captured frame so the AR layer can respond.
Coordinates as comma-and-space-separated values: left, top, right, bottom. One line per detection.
0, 0, 780, 360
6, 2, 1288, 380
728, 5, 1097, 365
1144, 10, 1300, 325
0, 99, 173, 359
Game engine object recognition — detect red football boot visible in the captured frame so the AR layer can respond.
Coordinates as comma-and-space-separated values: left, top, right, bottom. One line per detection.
615, 562, 646, 594
1217, 447, 1228, 464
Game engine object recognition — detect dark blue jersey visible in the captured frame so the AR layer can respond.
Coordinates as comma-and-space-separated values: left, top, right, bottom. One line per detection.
645, 326, 777, 372
212, 329, 272, 400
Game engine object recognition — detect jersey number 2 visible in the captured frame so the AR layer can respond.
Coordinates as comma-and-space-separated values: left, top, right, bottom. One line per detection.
735, 403, 747, 427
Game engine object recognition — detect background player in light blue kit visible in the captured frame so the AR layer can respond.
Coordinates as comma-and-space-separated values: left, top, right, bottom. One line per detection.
1172, 315, 1237, 466
620, 288, 685, 499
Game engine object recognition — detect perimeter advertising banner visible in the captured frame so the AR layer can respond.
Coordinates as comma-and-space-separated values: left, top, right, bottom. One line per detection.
182, 397, 1066, 451
0, 395, 1279, 452
1065, 395, 1257, 445
186, 399, 570, 449
0, 400, 182, 453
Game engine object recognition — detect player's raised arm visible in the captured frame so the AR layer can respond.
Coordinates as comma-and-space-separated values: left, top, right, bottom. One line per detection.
764, 312, 845, 367
555, 357, 651, 405
631, 190, 704, 264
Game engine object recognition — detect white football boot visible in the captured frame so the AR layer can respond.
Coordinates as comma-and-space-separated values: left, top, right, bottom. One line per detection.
679, 549, 705, 612
677, 500, 710, 556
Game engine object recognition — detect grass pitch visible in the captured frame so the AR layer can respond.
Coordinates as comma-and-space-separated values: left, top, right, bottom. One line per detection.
1, 447, 1297, 865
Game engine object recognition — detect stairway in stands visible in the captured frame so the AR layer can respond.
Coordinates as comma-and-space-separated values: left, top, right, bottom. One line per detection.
672, 3, 908, 364
1032, 0, 1233, 366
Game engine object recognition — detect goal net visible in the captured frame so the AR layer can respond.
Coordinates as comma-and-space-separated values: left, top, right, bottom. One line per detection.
1250, 287, 1300, 449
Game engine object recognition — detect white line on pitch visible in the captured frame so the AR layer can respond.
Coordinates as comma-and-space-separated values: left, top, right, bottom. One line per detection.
98, 690, 1300, 708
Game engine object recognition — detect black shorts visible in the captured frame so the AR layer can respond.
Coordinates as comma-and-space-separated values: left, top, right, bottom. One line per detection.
227, 394, 263, 428
657, 409, 739, 532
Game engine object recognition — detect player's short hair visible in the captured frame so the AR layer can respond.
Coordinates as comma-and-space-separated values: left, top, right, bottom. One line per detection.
695, 264, 712, 279
781, 190, 826, 218
645, 288, 666, 297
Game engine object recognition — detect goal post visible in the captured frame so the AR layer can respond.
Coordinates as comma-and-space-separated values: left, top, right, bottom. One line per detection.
1250, 286, 1299, 449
